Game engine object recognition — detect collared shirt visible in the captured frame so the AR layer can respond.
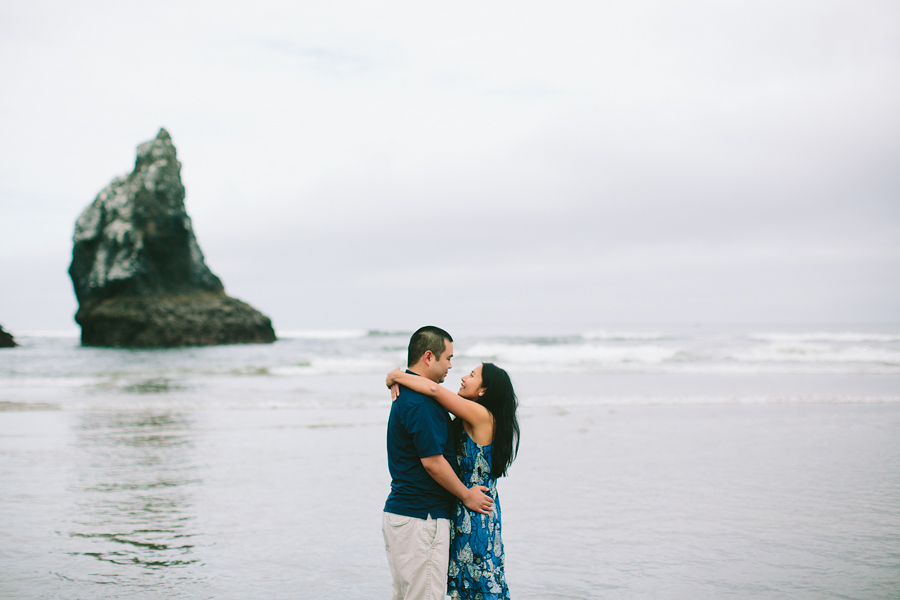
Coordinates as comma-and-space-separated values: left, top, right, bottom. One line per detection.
384, 371, 455, 519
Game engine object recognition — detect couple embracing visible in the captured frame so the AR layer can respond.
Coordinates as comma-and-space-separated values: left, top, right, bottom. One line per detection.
382, 326, 520, 600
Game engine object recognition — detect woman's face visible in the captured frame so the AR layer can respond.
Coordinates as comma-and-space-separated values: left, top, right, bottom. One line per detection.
458, 365, 486, 400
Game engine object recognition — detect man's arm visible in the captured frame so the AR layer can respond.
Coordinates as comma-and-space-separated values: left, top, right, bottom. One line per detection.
420, 454, 494, 515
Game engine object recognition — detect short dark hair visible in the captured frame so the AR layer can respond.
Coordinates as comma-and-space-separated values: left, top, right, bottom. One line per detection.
407, 326, 453, 367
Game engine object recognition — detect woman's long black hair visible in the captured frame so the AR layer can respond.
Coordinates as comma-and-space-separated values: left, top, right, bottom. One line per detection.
453, 362, 520, 477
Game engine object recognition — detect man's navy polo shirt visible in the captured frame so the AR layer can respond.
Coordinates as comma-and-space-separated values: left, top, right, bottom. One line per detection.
384, 371, 455, 519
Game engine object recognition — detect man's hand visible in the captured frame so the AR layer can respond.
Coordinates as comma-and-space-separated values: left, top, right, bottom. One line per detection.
421, 455, 493, 514
462, 486, 494, 515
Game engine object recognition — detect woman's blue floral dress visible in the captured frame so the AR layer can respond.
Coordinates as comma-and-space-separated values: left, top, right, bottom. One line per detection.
448, 433, 509, 600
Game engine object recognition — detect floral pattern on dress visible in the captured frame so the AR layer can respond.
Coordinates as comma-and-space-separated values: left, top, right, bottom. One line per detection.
448, 433, 509, 600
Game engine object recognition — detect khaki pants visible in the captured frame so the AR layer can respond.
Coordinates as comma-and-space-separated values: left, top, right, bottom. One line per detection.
382, 512, 450, 600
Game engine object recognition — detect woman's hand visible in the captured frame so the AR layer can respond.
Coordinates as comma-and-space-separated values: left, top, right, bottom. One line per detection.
386, 368, 403, 401
385, 367, 402, 387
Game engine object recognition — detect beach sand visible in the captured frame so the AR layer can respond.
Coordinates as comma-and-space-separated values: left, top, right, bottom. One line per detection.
2, 401, 898, 599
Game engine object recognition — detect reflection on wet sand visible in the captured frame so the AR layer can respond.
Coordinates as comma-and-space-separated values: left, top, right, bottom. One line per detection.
64, 411, 201, 590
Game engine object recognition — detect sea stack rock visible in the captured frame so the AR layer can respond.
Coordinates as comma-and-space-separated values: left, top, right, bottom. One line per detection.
0, 324, 16, 348
68, 128, 276, 347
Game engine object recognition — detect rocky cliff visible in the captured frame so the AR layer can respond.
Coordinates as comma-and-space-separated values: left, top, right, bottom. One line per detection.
69, 128, 276, 347
0, 324, 16, 348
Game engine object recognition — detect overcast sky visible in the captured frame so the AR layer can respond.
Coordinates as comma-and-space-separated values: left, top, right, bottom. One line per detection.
1, 0, 898, 331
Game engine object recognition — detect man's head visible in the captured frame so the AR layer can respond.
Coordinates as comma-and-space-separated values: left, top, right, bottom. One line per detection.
407, 326, 454, 383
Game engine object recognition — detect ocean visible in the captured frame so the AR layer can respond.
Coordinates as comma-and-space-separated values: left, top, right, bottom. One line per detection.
1, 325, 899, 599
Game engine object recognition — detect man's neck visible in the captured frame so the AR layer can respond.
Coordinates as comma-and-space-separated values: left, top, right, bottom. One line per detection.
407, 365, 435, 382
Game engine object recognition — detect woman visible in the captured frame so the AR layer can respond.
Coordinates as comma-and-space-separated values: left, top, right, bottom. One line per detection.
386, 362, 520, 600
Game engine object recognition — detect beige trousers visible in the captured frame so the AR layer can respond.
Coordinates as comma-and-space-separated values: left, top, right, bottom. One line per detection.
382, 512, 450, 600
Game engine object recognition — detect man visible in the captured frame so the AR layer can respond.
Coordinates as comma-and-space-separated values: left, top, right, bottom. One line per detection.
383, 326, 494, 600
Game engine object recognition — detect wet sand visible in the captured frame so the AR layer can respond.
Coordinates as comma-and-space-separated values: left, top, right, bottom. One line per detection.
2, 401, 899, 599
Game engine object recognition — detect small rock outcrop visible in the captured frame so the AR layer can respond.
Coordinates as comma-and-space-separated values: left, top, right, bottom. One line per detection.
68, 128, 276, 347
0, 324, 16, 348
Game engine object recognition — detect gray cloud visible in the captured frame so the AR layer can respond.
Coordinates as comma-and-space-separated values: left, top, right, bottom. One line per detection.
1, 0, 898, 329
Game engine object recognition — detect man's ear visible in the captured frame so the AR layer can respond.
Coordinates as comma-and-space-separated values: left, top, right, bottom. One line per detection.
422, 350, 434, 365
